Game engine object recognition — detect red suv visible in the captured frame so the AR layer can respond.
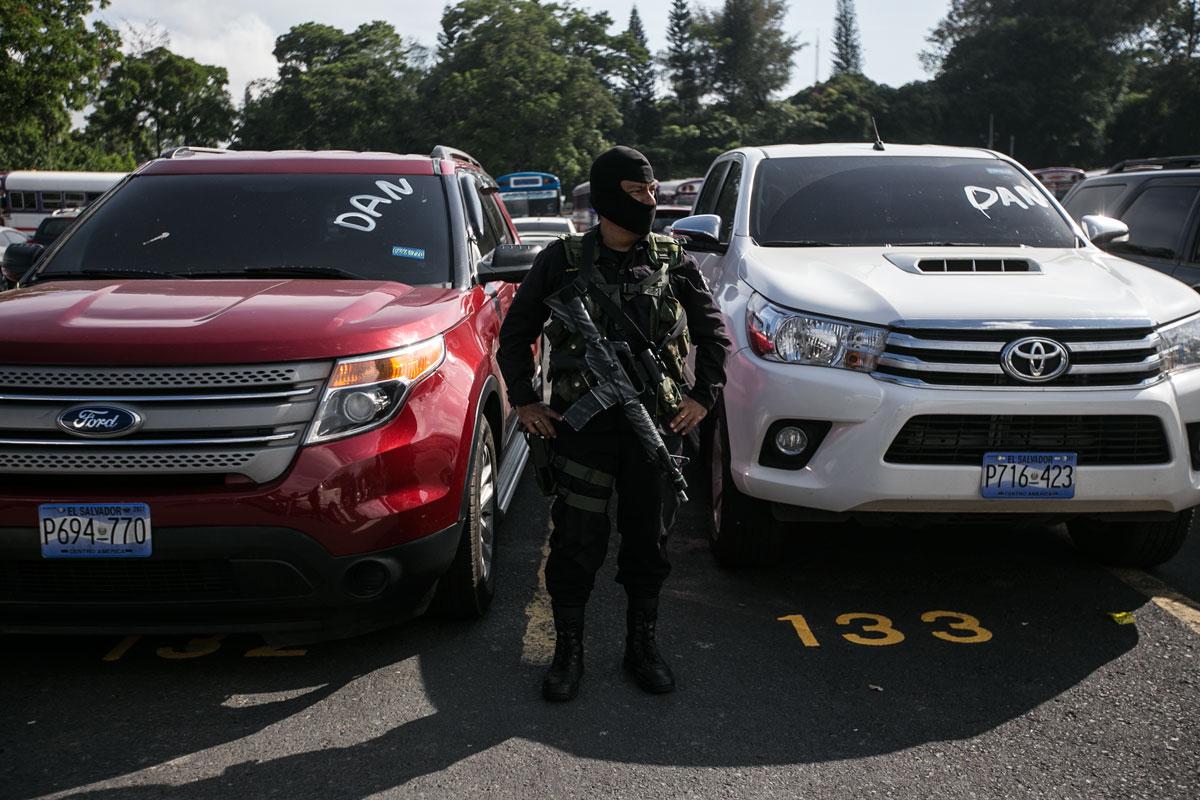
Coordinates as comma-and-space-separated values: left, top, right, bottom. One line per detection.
0, 146, 539, 640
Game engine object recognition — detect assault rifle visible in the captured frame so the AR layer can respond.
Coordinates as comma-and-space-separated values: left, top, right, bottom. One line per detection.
544, 283, 689, 504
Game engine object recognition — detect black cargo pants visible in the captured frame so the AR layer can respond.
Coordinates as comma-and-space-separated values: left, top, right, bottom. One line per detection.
544, 423, 682, 607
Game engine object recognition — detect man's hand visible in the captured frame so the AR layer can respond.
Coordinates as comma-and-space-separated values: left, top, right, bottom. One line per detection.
669, 396, 707, 435
517, 402, 563, 438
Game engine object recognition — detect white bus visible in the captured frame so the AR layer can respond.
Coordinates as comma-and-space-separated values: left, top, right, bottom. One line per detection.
0, 171, 126, 232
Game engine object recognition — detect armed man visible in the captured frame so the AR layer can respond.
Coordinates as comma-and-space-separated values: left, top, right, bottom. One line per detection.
498, 146, 730, 702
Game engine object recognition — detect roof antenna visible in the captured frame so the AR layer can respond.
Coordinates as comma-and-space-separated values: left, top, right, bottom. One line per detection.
871, 116, 885, 151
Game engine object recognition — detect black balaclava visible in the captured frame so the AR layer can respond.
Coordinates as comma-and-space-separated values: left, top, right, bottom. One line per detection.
589, 145, 656, 237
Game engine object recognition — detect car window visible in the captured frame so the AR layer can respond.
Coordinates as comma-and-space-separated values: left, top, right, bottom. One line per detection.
693, 162, 730, 216
37, 173, 453, 285
475, 191, 505, 255
713, 160, 743, 243
1108, 185, 1200, 261
1063, 184, 1126, 221
751, 156, 1078, 248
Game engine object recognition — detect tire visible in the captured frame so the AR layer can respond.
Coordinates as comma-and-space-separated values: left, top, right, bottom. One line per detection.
434, 417, 499, 619
708, 406, 780, 568
1068, 507, 1194, 568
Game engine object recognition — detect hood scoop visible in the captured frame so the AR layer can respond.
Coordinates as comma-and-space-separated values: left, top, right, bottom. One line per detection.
884, 253, 1041, 275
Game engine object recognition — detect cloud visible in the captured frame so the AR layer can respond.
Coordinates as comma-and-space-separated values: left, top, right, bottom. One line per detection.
167, 14, 279, 102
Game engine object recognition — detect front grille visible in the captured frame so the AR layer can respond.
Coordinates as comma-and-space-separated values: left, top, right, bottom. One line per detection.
0, 360, 330, 482
0, 450, 256, 472
0, 366, 300, 389
0, 559, 238, 600
874, 327, 1164, 389
884, 414, 1171, 465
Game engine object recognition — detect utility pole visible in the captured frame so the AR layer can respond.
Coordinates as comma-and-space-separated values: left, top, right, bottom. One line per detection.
815, 29, 820, 84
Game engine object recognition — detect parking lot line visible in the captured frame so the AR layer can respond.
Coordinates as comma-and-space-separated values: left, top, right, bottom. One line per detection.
1110, 567, 1200, 636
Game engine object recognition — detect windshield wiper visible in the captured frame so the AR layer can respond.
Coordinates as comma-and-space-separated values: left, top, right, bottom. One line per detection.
32, 267, 185, 282
757, 240, 848, 247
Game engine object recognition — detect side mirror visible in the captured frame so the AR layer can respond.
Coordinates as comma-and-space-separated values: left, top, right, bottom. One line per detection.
671, 214, 723, 250
478, 243, 542, 283
459, 174, 486, 241
2, 242, 45, 287
1080, 214, 1130, 247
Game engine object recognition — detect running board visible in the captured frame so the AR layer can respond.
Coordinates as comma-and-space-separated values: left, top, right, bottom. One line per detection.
496, 432, 529, 514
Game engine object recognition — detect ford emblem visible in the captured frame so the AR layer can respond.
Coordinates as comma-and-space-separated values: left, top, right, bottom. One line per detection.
1000, 336, 1070, 383
56, 405, 144, 439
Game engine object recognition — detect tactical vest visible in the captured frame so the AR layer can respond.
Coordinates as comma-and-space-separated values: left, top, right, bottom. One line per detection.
544, 231, 691, 422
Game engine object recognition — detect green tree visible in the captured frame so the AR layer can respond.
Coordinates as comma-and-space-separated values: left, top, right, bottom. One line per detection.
698, 0, 800, 117
615, 7, 658, 148
86, 47, 235, 161
1106, 1, 1200, 160
0, 0, 120, 169
924, 0, 1167, 165
831, 0, 863, 75
664, 0, 704, 113
236, 22, 427, 152
423, 0, 622, 189
789, 72, 884, 142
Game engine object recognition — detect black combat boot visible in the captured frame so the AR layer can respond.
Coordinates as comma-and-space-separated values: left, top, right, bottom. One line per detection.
542, 605, 585, 702
623, 596, 676, 694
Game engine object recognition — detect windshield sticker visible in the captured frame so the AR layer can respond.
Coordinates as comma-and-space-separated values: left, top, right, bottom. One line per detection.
964, 184, 1049, 218
334, 179, 415, 233
391, 245, 426, 260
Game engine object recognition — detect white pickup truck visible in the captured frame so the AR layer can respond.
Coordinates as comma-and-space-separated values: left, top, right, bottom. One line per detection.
673, 143, 1200, 568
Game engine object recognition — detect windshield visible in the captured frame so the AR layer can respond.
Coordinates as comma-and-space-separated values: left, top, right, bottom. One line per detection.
37, 173, 451, 284
752, 156, 1078, 248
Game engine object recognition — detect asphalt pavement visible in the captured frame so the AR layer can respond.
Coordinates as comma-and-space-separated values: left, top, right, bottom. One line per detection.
2, 467, 1198, 799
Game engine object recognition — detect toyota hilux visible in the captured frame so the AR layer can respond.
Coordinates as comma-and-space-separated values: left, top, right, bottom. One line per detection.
672, 143, 1200, 568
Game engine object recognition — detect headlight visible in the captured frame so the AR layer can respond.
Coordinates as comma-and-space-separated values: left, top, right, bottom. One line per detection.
306, 336, 446, 444
1159, 313, 1200, 374
746, 293, 886, 372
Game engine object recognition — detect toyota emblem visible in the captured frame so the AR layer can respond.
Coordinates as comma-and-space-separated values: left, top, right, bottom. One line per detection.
1001, 337, 1069, 383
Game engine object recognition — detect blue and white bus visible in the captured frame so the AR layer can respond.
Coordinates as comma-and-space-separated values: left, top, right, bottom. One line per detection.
496, 172, 562, 218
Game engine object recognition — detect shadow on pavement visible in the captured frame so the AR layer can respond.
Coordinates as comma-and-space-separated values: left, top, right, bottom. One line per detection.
0, 470, 1153, 799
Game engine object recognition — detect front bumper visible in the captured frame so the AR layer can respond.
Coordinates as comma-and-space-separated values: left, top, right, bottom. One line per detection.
724, 348, 1200, 515
0, 522, 462, 640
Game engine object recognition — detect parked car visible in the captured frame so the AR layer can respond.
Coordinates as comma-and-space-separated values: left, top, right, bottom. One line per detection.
0, 145, 539, 640
674, 143, 1200, 569
1062, 155, 1200, 286
1031, 167, 1086, 200
652, 204, 693, 235
511, 215, 574, 245
0, 225, 27, 260
29, 207, 81, 246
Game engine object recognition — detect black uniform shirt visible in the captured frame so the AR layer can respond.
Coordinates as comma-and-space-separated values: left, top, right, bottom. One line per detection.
497, 233, 731, 423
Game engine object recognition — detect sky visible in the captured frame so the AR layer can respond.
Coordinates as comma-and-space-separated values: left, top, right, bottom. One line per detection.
93, 0, 952, 104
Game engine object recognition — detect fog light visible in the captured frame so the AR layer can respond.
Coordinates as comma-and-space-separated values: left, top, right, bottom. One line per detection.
344, 559, 392, 599
342, 388, 387, 423
774, 426, 810, 456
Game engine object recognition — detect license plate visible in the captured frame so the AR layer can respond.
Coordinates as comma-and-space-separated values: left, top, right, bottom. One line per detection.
981, 453, 1077, 499
39, 503, 152, 558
